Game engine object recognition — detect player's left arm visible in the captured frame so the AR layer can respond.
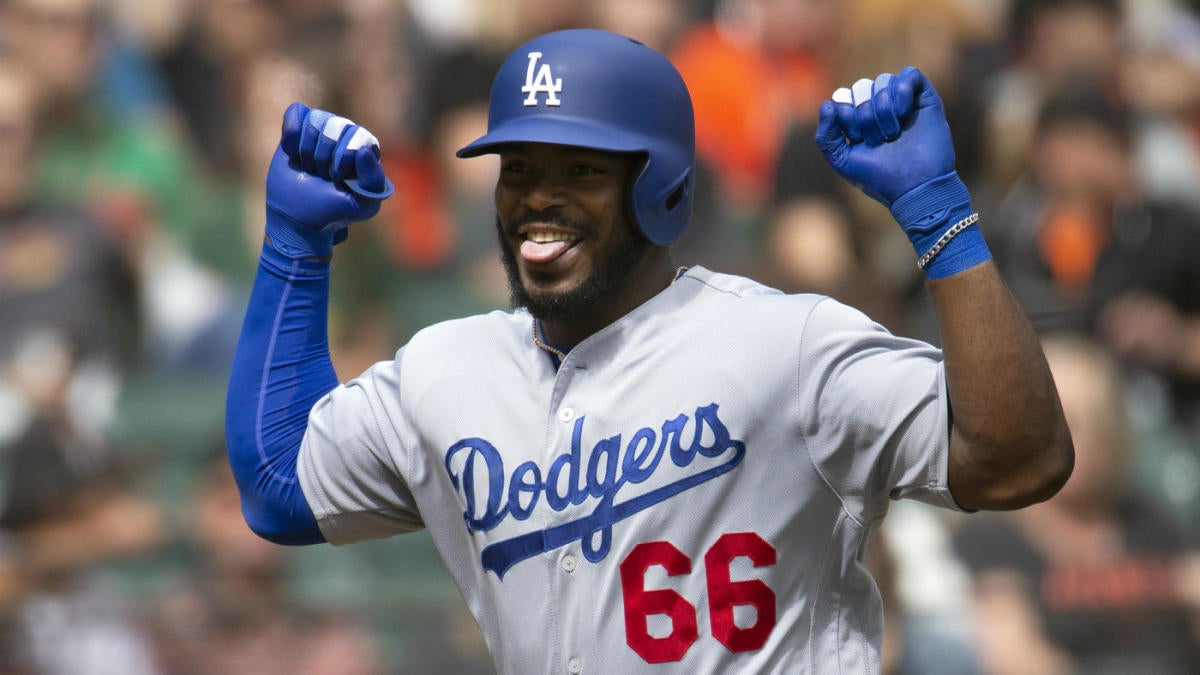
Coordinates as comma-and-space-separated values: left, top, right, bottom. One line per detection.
816, 68, 1073, 511
225, 103, 394, 544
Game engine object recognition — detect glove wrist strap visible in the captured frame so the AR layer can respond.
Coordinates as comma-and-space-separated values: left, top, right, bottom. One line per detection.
888, 172, 991, 280
264, 206, 341, 259
889, 172, 970, 225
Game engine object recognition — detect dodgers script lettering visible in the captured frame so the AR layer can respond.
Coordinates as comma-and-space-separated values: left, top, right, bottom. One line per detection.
444, 403, 745, 578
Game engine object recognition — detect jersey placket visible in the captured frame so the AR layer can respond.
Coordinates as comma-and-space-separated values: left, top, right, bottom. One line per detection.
543, 347, 594, 674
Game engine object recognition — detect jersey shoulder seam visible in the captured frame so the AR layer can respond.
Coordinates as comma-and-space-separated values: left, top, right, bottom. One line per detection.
794, 296, 868, 531
321, 506, 425, 544
378, 353, 418, 480
678, 275, 749, 297
677, 269, 787, 301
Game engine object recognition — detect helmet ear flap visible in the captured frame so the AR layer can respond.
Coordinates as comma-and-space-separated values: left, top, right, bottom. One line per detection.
635, 166, 692, 245
661, 169, 691, 215
624, 152, 650, 240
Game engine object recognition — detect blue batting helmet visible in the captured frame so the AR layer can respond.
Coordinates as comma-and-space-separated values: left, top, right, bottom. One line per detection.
456, 29, 696, 245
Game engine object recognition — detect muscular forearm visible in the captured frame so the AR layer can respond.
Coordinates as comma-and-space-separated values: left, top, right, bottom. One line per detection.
929, 261, 1073, 510
225, 243, 335, 544
813, 68, 1072, 508
225, 103, 389, 545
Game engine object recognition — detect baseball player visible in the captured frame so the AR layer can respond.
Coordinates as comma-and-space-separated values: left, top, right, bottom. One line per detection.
225, 29, 1073, 673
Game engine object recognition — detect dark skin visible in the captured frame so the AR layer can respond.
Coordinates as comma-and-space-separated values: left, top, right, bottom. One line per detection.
931, 262, 1074, 510
494, 143, 675, 346
492, 142, 1071, 511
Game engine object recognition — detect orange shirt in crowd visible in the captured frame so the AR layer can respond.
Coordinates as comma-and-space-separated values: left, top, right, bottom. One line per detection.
671, 23, 830, 209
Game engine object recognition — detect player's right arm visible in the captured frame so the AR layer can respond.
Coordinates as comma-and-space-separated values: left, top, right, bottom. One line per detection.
815, 68, 1073, 511
224, 103, 392, 544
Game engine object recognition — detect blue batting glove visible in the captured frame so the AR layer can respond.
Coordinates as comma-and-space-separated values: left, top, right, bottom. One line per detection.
815, 67, 989, 279
264, 102, 395, 259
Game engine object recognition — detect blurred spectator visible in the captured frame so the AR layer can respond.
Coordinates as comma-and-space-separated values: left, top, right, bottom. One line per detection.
0, 420, 165, 674
153, 51, 324, 372
415, 43, 504, 323
867, 525, 981, 675
1, 0, 233, 372
953, 334, 1200, 675
473, 0, 591, 46
986, 77, 1200, 429
586, 0, 731, 269
1125, 0, 1200, 210
3, 0, 176, 121
155, 0, 288, 174
767, 0, 992, 334
980, 0, 1126, 192
337, 0, 459, 276
672, 0, 844, 215
986, 79, 1138, 331
756, 194, 862, 300
838, 0, 991, 190
0, 56, 166, 674
6, 2, 1200, 671
586, 0, 691, 53
148, 450, 384, 675
0, 59, 140, 372
2, 0, 209, 249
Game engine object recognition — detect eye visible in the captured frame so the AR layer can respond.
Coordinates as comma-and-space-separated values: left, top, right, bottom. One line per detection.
501, 159, 530, 174
570, 163, 605, 176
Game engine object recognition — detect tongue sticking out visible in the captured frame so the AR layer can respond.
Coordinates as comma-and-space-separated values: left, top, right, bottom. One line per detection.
521, 239, 572, 264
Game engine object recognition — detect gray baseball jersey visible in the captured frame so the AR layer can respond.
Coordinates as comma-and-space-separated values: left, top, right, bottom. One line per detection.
297, 266, 961, 674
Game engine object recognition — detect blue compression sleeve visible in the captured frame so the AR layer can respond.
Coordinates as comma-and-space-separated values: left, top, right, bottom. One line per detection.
224, 242, 336, 544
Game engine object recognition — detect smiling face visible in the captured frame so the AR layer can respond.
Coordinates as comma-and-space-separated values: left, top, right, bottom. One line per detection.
494, 143, 672, 343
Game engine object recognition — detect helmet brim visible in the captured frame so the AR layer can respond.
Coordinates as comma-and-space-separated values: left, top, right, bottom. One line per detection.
456, 115, 649, 158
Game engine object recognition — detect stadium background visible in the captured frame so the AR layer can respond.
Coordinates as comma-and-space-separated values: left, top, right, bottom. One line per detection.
1, 0, 1199, 672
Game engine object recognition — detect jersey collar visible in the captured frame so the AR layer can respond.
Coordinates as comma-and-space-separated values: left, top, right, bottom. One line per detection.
531, 266, 691, 368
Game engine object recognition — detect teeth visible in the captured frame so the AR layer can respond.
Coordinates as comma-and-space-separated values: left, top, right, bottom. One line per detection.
527, 231, 580, 244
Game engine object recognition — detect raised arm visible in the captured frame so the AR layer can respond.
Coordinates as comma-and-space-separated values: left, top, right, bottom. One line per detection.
815, 68, 1073, 510
225, 103, 393, 543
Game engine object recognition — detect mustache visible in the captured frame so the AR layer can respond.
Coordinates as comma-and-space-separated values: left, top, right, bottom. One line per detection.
504, 209, 597, 238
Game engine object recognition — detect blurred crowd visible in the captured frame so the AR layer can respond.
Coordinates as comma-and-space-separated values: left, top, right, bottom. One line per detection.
1, 0, 1199, 672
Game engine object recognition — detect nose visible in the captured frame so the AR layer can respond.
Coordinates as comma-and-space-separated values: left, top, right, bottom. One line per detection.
521, 177, 569, 212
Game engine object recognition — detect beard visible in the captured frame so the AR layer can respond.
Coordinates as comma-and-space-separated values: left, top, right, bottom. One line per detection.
495, 215, 650, 325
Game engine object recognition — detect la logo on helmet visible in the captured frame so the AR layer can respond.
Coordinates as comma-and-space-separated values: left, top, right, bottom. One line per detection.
522, 52, 562, 107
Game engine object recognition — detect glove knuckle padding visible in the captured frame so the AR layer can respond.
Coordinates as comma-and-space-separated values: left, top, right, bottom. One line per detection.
313, 118, 349, 179
854, 99, 884, 147
281, 102, 309, 159
814, 101, 847, 165
354, 149, 386, 193
893, 71, 918, 122
814, 67, 987, 278
872, 74, 901, 140
299, 109, 332, 174
834, 102, 862, 144
821, 67, 960, 200
345, 126, 379, 152
314, 137, 336, 179
265, 102, 395, 258
330, 125, 360, 182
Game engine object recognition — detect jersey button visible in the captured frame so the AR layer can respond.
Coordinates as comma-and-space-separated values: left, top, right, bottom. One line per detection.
558, 406, 575, 423
567, 657, 582, 674
561, 555, 576, 573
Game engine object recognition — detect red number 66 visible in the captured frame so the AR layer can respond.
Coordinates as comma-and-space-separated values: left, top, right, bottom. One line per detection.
619, 532, 778, 663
